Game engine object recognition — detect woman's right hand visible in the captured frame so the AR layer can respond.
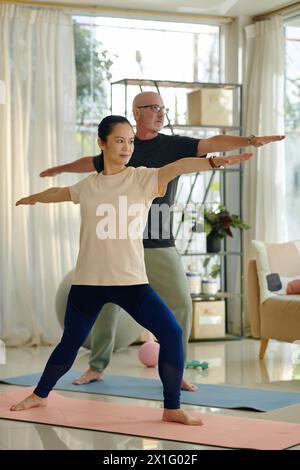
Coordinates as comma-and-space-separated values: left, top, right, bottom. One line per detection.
16, 196, 37, 206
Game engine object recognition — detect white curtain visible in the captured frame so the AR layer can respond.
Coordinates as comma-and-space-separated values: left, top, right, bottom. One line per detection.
243, 16, 286, 259
243, 16, 286, 334
0, 4, 80, 346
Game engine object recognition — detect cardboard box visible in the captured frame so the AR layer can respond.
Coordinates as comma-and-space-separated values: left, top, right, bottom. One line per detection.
191, 300, 225, 339
187, 88, 233, 126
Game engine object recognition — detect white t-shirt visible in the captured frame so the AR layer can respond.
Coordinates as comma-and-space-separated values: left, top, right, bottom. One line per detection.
69, 166, 162, 286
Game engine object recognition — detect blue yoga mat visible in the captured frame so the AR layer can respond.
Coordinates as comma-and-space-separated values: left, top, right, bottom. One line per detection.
1, 370, 300, 412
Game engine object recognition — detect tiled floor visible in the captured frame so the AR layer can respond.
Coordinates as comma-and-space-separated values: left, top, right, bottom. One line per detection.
0, 338, 300, 450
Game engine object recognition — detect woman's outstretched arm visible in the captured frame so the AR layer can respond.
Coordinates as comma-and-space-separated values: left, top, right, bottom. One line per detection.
16, 187, 71, 206
158, 153, 253, 194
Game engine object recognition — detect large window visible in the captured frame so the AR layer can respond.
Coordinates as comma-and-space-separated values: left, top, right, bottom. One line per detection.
73, 15, 220, 156
285, 23, 300, 240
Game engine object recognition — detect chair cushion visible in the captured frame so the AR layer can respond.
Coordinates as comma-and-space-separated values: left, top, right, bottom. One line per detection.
261, 295, 300, 341
252, 240, 300, 302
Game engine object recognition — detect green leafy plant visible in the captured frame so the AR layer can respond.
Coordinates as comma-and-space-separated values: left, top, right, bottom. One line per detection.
204, 204, 250, 239
202, 256, 220, 279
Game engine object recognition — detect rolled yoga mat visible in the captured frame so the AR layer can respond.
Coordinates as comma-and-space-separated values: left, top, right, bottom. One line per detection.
1, 370, 300, 412
1, 387, 300, 450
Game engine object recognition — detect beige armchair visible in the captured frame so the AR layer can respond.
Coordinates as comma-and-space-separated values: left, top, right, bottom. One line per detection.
247, 259, 300, 359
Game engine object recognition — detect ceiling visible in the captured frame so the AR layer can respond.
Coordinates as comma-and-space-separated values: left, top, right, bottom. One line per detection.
18, 0, 299, 18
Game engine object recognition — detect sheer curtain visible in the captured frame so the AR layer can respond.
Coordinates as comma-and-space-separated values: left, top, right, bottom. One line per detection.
243, 16, 286, 256
243, 16, 286, 332
0, 4, 79, 345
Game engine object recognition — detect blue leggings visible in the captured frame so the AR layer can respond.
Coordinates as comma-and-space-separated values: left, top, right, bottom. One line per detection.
34, 284, 184, 409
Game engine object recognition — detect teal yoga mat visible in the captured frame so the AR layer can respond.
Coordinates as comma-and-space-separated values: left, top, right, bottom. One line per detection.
1, 370, 300, 412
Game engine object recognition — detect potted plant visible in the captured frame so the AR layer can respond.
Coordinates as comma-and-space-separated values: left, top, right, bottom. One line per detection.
204, 204, 250, 253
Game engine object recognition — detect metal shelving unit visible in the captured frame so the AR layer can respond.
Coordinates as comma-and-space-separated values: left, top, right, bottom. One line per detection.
111, 78, 244, 337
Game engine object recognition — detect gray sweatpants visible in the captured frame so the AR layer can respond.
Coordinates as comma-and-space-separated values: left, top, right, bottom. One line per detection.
89, 246, 192, 372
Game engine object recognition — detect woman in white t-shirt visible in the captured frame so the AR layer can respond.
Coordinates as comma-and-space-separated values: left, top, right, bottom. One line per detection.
12, 115, 252, 425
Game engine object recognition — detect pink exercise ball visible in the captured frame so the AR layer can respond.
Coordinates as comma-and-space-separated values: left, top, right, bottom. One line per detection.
138, 332, 160, 367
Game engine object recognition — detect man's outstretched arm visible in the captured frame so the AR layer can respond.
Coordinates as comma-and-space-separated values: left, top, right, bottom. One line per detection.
40, 156, 95, 177
197, 134, 285, 155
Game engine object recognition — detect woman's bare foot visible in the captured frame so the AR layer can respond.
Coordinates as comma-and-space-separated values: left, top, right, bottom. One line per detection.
72, 368, 104, 385
181, 377, 198, 392
163, 408, 203, 426
10, 393, 47, 411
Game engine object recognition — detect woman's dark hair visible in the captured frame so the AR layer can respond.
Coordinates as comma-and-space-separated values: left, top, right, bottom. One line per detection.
97, 115, 133, 141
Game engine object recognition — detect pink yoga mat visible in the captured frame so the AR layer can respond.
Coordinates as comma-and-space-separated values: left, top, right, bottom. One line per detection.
1, 387, 300, 450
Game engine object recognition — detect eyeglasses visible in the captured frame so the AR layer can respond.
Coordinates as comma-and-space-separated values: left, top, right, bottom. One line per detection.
137, 104, 169, 114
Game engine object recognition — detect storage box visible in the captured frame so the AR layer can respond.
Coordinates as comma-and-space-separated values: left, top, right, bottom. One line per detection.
187, 88, 233, 126
191, 300, 225, 339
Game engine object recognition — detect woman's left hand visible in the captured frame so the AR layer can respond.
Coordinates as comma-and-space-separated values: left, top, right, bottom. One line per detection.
215, 152, 253, 167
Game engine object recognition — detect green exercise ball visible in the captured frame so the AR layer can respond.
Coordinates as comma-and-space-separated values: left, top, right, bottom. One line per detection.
55, 271, 143, 351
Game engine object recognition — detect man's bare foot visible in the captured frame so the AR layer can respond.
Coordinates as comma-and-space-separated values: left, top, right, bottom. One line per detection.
163, 408, 203, 426
10, 393, 47, 411
72, 368, 104, 385
181, 377, 198, 392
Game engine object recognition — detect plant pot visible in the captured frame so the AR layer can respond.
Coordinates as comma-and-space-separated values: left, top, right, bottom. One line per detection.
206, 233, 222, 253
